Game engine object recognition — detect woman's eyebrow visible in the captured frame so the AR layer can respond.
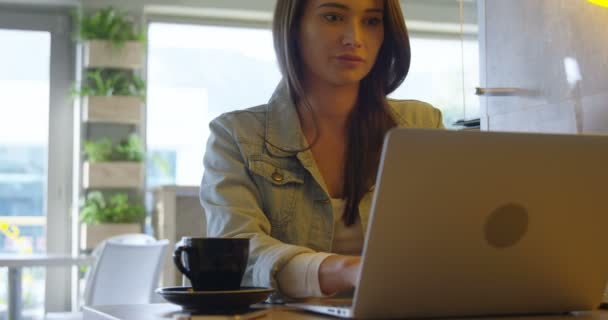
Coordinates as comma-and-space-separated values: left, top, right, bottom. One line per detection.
317, 2, 383, 13
317, 2, 349, 10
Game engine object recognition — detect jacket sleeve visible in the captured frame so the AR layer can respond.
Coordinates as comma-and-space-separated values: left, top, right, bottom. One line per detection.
200, 115, 313, 294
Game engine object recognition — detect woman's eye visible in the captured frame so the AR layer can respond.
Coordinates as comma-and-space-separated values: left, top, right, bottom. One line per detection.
365, 18, 383, 26
323, 14, 342, 22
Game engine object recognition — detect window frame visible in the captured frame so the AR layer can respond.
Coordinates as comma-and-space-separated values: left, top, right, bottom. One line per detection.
0, 4, 77, 314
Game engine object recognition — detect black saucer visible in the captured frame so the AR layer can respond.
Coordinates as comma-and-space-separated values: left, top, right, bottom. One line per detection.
156, 286, 274, 312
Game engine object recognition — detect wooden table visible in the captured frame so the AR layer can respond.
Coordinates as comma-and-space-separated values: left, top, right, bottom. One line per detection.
82, 303, 608, 320
0, 253, 94, 320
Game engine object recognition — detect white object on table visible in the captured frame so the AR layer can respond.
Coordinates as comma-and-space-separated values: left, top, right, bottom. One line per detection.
0, 253, 94, 320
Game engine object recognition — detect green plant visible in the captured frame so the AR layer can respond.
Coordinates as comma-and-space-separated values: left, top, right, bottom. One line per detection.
72, 7, 145, 48
72, 69, 146, 98
115, 134, 144, 162
84, 134, 144, 162
83, 138, 113, 162
80, 191, 145, 224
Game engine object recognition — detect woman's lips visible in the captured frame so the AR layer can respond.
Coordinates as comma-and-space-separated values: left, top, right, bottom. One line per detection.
336, 54, 365, 63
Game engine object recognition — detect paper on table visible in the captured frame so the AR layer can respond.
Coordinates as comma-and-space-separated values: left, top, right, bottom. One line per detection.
173, 309, 269, 320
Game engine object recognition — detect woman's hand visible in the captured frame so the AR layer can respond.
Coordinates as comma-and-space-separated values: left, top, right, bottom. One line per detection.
318, 255, 361, 295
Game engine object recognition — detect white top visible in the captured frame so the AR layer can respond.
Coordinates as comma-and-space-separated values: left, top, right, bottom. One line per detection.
277, 199, 364, 298
331, 199, 365, 256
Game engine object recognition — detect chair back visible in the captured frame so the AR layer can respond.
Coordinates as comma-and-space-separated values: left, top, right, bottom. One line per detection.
83, 233, 169, 306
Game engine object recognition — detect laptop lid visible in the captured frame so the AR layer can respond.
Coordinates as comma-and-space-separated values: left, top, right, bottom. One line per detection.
352, 129, 608, 319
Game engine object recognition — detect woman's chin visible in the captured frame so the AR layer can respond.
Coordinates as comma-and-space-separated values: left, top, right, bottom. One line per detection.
327, 73, 367, 87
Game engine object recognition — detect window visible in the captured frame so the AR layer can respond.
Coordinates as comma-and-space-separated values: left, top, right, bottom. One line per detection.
390, 37, 480, 128
146, 23, 281, 188
0, 28, 50, 320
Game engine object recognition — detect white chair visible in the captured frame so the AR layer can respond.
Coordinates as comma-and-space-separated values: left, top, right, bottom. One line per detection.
45, 234, 169, 320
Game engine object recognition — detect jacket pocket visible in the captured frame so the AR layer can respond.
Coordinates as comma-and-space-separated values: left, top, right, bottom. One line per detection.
247, 159, 304, 238
248, 159, 304, 186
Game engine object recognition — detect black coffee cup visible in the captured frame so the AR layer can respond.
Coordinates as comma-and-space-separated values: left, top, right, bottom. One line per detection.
173, 237, 249, 291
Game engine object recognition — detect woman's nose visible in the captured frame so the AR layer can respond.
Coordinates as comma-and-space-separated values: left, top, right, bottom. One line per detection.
341, 22, 363, 48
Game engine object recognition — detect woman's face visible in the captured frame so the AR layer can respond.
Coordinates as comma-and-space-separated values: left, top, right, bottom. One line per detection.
298, 0, 385, 87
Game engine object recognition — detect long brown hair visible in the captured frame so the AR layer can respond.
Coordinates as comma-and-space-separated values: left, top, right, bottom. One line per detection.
273, 0, 412, 226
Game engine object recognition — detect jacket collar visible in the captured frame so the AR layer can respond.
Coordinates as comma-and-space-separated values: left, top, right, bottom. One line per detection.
264, 81, 308, 157
264, 80, 409, 157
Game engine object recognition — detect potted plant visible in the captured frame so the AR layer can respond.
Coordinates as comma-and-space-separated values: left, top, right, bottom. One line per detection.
80, 191, 145, 250
83, 134, 145, 188
73, 7, 146, 69
75, 69, 146, 124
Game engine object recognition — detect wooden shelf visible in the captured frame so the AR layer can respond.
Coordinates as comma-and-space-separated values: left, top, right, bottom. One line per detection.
83, 40, 143, 69
83, 96, 143, 125
83, 161, 144, 189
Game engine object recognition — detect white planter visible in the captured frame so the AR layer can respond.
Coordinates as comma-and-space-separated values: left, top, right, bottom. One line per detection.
83, 96, 143, 125
83, 40, 143, 69
83, 161, 144, 189
80, 223, 142, 250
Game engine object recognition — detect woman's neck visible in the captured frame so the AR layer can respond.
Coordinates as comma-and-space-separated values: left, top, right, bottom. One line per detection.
297, 80, 360, 138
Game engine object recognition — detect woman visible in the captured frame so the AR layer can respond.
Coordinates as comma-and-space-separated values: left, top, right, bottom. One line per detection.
201, 0, 444, 299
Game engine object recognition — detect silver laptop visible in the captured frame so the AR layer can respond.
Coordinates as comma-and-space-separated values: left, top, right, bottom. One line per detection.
288, 128, 608, 319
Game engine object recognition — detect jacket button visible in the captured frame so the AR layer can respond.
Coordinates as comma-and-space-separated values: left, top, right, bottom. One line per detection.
271, 171, 284, 183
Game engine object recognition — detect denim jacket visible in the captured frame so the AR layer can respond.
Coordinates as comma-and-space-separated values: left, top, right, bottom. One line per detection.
200, 82, 444, 294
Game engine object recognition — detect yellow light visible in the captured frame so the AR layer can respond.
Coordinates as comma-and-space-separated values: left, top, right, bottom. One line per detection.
589, 0, 608, 7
